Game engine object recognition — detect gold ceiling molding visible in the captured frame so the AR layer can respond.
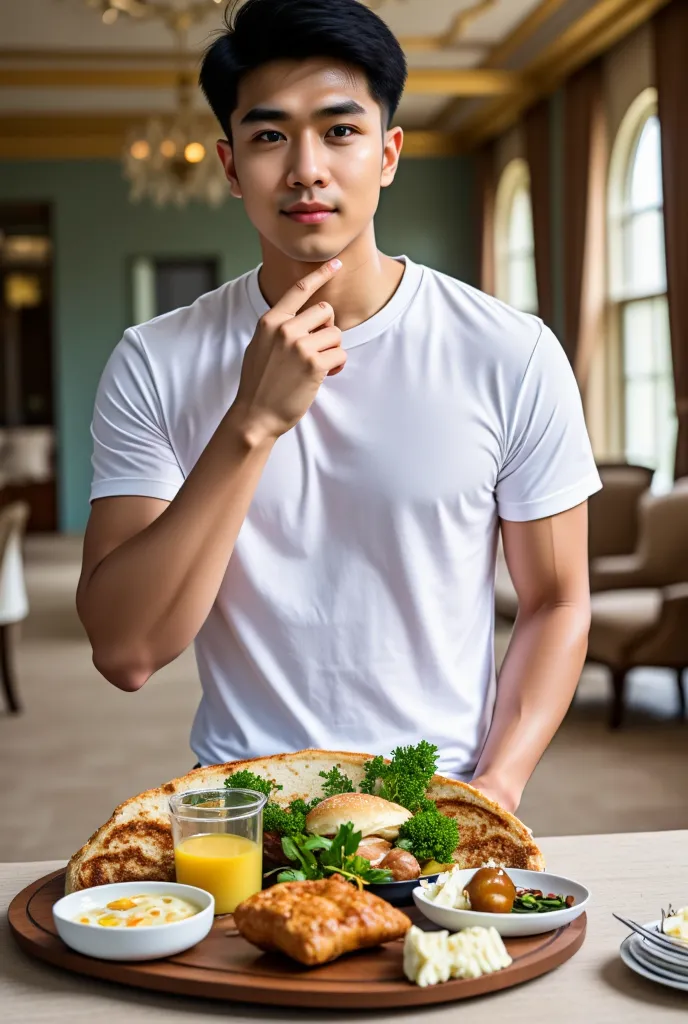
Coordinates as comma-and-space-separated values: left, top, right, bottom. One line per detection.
432, 0, 566, 131
0, 67, 177, 88
483, 0, 567, 68
0, 1, 508, 64
0, 65, 521, 96
0, 48, 201, 65
406, 68, 519, 96
0, 114, 457, 160
0, 0, 670, 159
455, 0, 672, 149
411, 0, 497, 50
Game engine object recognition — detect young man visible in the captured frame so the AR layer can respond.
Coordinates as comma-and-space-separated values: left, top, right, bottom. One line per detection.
77, 0, 601, 812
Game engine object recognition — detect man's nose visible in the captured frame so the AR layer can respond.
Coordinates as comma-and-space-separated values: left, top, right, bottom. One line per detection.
286, 134, 331, 190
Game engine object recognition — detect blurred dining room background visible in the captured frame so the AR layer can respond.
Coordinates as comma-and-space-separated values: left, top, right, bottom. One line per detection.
1, 0, 687, 862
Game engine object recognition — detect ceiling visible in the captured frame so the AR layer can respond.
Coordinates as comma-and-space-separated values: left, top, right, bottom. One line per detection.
0, 0, 670, 158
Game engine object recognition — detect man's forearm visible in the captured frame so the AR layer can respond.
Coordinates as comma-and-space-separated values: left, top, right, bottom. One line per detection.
78, 408, 275, 688
472, 601, 590, 810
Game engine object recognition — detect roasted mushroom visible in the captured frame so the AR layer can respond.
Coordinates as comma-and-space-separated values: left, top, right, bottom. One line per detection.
379, 848, 421, 881
357, 837, 392, 867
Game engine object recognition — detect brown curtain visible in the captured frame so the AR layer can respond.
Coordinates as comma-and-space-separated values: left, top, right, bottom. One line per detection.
563, 60, 606, 392
524, 101, 554, 328
475, 142, 496, 295
655, 0, 688, 481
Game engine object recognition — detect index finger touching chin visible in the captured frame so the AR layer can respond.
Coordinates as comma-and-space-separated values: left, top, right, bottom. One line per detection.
273, 259, 343, 318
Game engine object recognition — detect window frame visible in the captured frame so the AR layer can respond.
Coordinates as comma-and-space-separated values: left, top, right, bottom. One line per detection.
606, 87, 674, 488
494, 157, 538, 315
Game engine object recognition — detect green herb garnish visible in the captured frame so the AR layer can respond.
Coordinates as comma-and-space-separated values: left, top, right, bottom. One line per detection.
224, 773, 322, 837
224, 770, 280, 799
318, 765, 355, 797
511, 890, 573, 914
359, 741, 438, 813
276, 823, 393, 889
396, 805, 459, 863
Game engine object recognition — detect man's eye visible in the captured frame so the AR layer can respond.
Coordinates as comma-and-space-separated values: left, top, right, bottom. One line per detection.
256, 130, 284, 143
327, 126, 356, 138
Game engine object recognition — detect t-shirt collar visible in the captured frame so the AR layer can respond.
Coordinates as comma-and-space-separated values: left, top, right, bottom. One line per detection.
245, 255, 423, 350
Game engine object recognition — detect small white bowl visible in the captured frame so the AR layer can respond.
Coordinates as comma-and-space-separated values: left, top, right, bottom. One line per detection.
52, 881, 214, 961
413, 868, 590, 938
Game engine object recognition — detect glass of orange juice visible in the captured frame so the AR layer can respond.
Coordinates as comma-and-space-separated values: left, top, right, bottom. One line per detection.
169, 789, 266, 914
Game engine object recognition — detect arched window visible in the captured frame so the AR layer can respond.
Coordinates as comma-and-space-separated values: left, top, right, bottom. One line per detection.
494, 158, 537, 314
608, 88, 675, 491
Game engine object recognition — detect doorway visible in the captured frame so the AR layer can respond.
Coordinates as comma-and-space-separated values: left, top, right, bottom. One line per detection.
0, 203, 56, 531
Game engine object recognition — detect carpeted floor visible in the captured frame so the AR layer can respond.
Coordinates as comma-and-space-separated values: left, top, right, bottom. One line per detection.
2, 535, 687, 862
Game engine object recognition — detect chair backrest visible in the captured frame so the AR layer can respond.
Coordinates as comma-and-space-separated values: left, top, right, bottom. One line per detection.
588, 463, 654, 560
635, 481, 688, 585
0, 501, 30, 625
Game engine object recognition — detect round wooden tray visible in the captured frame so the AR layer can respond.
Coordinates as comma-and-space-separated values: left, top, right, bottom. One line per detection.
9, 870, 586, 1009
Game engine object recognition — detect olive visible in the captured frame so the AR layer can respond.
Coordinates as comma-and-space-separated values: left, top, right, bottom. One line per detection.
464, 867, 516, 914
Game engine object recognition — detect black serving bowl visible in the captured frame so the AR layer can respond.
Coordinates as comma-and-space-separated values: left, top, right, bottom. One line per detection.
263, 872, 440, 907
368, 873, 440, 907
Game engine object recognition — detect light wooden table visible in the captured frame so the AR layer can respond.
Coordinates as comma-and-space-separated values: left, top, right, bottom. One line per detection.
2, 832, 687, 1022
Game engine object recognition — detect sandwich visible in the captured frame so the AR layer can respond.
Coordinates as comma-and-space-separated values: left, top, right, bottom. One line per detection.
305, 793, 412, 840
65, 747, 544, 894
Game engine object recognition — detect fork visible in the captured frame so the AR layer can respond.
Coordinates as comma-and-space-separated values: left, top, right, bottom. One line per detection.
613, 913, 688, 958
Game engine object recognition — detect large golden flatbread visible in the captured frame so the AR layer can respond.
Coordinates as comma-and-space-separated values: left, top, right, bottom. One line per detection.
65, 749, 544, 893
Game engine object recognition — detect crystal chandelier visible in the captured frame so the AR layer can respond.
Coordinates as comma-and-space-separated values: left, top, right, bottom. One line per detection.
123, 71, 228, 207
85, 1, 229, 206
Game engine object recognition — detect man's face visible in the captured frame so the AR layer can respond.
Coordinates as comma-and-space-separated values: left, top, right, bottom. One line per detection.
219, 59, 402, 262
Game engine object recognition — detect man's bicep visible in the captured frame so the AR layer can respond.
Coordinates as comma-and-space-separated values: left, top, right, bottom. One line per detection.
500, 502, 590, 615
78, 495, 169, 602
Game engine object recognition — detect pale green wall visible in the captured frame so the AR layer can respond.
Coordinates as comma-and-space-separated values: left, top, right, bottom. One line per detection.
0, 158, 476, 531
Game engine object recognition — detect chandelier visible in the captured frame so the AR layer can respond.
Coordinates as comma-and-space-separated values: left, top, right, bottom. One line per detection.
123, 71, 229, 207
85, 1, 229, 206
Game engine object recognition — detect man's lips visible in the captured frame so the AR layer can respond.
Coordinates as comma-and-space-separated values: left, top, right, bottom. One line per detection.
281, 209, 337, 224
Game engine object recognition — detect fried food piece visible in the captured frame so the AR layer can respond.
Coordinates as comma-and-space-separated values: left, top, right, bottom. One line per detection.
234, 875, 411, 966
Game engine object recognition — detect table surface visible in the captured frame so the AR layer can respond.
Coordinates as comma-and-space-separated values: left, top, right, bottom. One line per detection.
2, 832, 687, 1023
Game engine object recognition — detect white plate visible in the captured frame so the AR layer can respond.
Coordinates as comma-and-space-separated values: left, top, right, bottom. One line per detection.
53, 881, 214, 961
412, 868, 590, 938
621, 935, 688, 993
630, 935, 688, 979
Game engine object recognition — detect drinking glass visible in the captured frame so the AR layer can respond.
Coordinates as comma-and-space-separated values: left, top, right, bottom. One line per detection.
169, 788, 266, 914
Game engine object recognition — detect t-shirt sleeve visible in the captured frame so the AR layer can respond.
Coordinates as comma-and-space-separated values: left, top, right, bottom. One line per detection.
496, 323, 602, 522
90, 327, 185, 503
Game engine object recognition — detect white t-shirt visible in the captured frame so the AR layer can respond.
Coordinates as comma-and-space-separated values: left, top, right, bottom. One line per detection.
91, 256, 601, 778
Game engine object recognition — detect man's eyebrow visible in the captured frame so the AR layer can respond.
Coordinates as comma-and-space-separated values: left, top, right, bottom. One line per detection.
239, 100, 368, 125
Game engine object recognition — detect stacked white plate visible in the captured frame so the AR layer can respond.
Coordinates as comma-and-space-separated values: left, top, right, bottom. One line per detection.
619, 919, 688, 993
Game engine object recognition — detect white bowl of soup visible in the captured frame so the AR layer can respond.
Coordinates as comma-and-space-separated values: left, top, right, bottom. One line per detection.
52, 881, 214, 961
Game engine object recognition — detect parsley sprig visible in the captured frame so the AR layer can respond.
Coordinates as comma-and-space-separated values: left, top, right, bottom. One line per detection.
359, 741, 438, 813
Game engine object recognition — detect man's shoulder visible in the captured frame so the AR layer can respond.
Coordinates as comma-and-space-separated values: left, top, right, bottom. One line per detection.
418, 264, 545, 366
131, 268, 255, 354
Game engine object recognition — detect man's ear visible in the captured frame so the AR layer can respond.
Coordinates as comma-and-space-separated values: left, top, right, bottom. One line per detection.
216, 139, 242, 199
380, 125, 403, 189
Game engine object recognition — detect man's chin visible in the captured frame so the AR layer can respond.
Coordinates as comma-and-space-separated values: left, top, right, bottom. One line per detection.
275, 242, 345, 264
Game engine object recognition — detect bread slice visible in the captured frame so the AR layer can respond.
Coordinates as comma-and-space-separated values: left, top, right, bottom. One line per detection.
65, 749, 544, 893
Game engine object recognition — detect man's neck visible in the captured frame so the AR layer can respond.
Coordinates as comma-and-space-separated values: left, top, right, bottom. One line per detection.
257, 231, 405, 333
